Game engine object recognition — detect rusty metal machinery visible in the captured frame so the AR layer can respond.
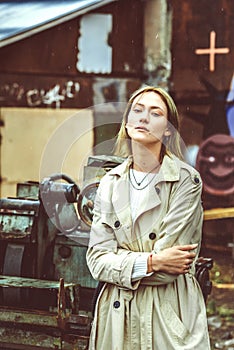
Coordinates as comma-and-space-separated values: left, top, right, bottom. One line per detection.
0, 172, 94, 349
0, 155, 213, 349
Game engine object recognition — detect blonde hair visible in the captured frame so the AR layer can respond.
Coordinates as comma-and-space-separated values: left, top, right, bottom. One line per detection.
114, 85, 183, 160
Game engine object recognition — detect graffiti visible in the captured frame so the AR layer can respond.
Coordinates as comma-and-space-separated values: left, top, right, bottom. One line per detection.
195, 30, 230, 72
0, 81, 80, 108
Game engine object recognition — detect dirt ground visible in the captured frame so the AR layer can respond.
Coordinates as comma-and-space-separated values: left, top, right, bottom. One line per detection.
203, 247, 234, 350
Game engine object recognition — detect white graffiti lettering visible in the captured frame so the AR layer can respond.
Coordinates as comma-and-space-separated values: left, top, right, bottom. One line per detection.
0, 81, 81, 108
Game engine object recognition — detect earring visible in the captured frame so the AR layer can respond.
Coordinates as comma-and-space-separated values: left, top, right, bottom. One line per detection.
164, 135, 170, 144
164, 129, 171, 136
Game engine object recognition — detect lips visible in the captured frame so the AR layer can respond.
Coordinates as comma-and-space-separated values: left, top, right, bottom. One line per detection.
135, 126, 149, 132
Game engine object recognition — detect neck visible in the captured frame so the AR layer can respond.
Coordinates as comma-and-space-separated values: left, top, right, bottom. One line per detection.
131, 141, 161, 172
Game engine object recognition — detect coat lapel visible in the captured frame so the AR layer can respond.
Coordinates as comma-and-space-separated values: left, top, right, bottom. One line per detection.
109, 153, 180, 231
131, 154, 180, 222
112, 168, 133, 230
132, 182, 162, 223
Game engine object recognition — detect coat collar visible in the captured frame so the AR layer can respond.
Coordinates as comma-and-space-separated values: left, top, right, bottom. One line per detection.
109, 152, 181, 184
108, 153, 181, 228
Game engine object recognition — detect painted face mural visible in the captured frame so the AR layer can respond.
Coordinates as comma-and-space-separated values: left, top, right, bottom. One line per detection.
196, 134, 234, 196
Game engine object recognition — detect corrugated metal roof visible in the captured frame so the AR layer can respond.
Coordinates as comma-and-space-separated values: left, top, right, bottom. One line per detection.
0, 0, 116, 48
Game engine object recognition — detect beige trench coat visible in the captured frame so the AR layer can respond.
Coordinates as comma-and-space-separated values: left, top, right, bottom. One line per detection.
86, 154, 211, 350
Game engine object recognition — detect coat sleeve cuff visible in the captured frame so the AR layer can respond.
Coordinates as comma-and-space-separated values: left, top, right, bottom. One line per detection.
132, 254, 154, 281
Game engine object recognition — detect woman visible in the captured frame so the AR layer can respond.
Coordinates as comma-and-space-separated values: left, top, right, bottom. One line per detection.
86, 86, 210, 349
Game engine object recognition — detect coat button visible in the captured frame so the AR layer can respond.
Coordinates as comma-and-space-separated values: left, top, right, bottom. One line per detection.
155, 187, 160, 195
113, 301, 120, 309
114, 220, 120, 228
149, 232, 156, 240
194, 176, 200, 184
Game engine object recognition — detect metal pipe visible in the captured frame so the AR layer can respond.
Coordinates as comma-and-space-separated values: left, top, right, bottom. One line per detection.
0, 198, 40, 211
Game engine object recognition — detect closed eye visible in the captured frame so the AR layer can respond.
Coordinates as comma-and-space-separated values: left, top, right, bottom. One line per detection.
132, 106, 143, 113
151, 111, 161, 117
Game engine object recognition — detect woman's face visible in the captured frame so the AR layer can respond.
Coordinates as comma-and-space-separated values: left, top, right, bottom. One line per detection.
126, 91, 171, 146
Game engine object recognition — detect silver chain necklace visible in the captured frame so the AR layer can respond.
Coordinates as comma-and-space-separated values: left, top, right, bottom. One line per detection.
129, 163, 160, 190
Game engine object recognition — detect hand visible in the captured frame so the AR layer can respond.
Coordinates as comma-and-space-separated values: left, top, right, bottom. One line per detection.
148, 244, 198, 274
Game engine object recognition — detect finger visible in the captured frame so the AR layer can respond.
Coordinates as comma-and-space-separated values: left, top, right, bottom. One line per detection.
181, 266, 189, 274
185, 258, 193, 265
184, 265, 191, 273
186, 252, 196, 259
176, 244, 198, 251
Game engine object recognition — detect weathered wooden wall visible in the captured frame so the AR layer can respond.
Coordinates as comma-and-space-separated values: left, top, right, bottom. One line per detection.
170, 0, 234, 147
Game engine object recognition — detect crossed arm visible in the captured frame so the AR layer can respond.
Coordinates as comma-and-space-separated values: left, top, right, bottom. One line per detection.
87, 171, 203, 288
147, 244, 198, 274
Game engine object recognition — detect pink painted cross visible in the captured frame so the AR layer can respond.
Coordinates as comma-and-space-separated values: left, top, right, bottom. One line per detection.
195, 31, 230, 71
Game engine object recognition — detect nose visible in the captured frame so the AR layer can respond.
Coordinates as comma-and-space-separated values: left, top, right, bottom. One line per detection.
139, 110, 150, 123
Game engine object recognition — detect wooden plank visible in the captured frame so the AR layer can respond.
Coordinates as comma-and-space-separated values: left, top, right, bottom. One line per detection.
213, 283, 234, 289
0, 275, 74, 288
203, 207, 234, 220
